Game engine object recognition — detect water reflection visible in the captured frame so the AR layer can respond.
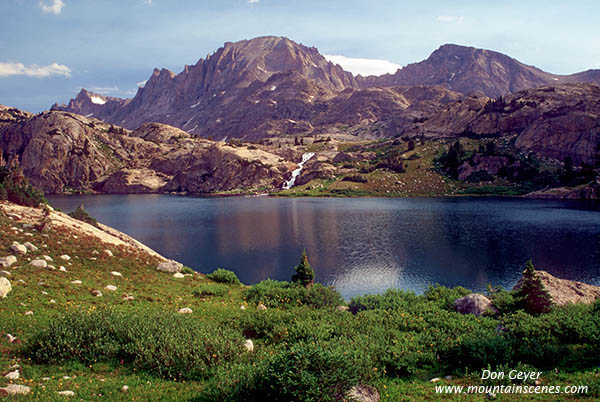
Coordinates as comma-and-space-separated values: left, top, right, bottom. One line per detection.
48, 195, 600, 299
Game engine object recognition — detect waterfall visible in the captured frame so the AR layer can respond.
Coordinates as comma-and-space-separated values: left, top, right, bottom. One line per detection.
283, 152, 315, 189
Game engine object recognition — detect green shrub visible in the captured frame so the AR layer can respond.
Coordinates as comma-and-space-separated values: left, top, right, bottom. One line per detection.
193, 283, 228, 298
68, 204, 98, 227
206, 268, 241, 285
423, 284, 471, 311
181, 266, 195, 275
0, 166, 46, 207
245, 279, 343, 309
488, 286, 519, 315
25, 309, 243, 380
349, 289, 422, 314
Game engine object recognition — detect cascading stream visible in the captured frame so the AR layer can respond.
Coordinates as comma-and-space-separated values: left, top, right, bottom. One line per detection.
282, 152, 315, 189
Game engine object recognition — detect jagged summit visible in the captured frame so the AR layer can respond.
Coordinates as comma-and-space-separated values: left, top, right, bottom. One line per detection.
53, 37, 600, 136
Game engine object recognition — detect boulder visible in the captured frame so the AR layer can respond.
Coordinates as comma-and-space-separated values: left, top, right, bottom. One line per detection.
243, 339, 254, 352
0, 255, 17, 268
454, 294, 495, 316
57, 390, 75, 397
105, 285, 117, 291
10, 242, 27, 255
91, 290, 103, 297
23, 242, 38, 252
30, 259, 48, 269
157, 260, 183, 273
111, 271, 123, 277
42, 255, 53, 262
0, 277, 12, 298
178, 307, 193, 314
4, 370, 19, 380
513, 270, 600, 305
0, 384, 31, 396
60, 254, 71, 261
173, 272, 185, 279
346, 385, 380, 402
257, 303, 267, 311
104, 249, 114, 257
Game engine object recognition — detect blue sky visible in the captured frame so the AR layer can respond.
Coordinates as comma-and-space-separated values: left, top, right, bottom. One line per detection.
1, 0, 599, 112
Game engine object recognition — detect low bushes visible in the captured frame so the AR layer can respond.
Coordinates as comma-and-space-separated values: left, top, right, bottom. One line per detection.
0, 166, 46, 207
25, 309, 243, 380
193, 283, 228, 298
206, 268, 241, 285
245, 279, 343, 309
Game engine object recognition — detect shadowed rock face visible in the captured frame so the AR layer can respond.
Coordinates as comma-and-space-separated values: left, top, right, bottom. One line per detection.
0, 110, 292, 194
406, 83, 600, 165
52, 38, 600, 140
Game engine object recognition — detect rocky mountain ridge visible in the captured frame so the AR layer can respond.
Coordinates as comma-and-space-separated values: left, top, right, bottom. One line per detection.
52, 37, 600, 140
0, 109, 296, 194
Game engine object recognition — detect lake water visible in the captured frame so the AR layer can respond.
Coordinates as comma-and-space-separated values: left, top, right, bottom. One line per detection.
47, 195, 600, 300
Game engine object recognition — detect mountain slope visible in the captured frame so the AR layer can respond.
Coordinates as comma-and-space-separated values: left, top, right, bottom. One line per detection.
51, 38, 600, 141
358, 44, 600, 98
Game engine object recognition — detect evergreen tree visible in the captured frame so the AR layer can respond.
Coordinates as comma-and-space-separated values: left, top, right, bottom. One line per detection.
292, 249, 315, 287
515, 260, 552, 315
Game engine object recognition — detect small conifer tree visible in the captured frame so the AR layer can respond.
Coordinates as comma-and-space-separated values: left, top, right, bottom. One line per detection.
516, 260, 552, 315
292, 249, 315, 287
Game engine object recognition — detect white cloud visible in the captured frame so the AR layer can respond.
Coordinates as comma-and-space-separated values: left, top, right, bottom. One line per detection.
436, 15, 464, 24
137, 80, 147, 87
248, 0, 259, 3
39, 0, 65, 15
142, 0, 152, 4
324, 55, 401, 77
0, 62, 71, 78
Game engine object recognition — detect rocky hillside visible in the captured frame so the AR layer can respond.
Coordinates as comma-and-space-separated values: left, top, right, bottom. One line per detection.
52, 38, 600, 141
405, 83, 600, 165
359, 44, 600, 98
0, 109, 294, 194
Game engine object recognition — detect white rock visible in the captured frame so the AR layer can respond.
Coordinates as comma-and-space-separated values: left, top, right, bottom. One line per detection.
24, 311, 33, 316
240, 305, 246, 310
91, 290, 103, 297
111, 271, 122, 277
57, 390, 75, 396
178, 307, 193, 314
49, 299, 56, 304
30, 259, 48, 269
157, 260, 183, 273
122, 294, 134, 301
430, 377, 441, 383
173, 273, 185, 279
92, 250, 99, 255
0, 384, 31, 396
17, 279, 25, 284
24, 233, 33, 237
0, 270, 11, 276
0, 277, 12, 299
4, 370, 19, 380
42, 255, 53, 262
104, 250, 113, 257
10, 242, 27, 255
60, 255, 71, 261
41, 290, 48, 295
121, 385, 129, 393
23, 242, 38, 252
258, 303, 267, 311
6, 334, 17, 343
0, 256, 17, 268
6, 213, 22, 220
243, 339, 254, 352
71, 280, 82, 285
59, 266, 67, 272
42, 377, 50, 381
105, 285, 117, 291
47, 265, 55, 270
